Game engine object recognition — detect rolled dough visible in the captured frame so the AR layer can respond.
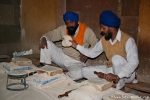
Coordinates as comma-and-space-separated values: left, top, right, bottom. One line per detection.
62, 35, 72, 47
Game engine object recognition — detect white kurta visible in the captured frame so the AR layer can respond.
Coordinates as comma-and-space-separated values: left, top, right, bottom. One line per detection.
76, 29, 139, 89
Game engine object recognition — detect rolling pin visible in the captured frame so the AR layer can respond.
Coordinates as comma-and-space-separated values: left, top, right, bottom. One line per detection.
58, 89, 74, 98
94, 71, 118, 83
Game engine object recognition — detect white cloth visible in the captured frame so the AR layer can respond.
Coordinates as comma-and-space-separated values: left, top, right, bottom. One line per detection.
0, 73, 80, 100
112, 55, 136, 89
77, 29, 139, 78
82, 65, 113, 79
81, 78, 113, 91
68, 85, 103, 100
69, 85, 143, 100
0, 62, 37, 74
0, 73, 143, 100
40, 41, 84, 80
77, 29, 139, 89
82, 55, 136, 89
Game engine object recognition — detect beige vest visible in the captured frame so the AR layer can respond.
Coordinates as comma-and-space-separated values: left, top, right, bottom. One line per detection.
101, 31, 131, 68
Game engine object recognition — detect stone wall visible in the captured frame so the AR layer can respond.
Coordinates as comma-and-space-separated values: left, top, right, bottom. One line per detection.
0, 0, 21, 57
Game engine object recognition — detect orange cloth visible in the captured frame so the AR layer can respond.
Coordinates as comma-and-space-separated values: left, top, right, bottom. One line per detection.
66, 22, 87, 46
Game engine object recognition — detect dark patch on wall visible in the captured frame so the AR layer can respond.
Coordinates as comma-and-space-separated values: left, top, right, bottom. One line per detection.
122, 0, 139, 16
0, 25, 21, 44
0, 43, 21, 57
0, 4, 14, 25
120, 0, 140, 42
14, 5, 20, 25
120, 16, 139, 41
0, 0, 21, 57
0, 0, 20, 5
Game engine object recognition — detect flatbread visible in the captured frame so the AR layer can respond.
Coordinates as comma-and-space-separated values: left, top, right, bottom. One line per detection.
81, 78, 113, 91
62, 35, 72, 47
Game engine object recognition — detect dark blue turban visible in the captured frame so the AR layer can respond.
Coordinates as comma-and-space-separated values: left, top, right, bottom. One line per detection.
100, 10, 121, 28
63, 11, 79, 22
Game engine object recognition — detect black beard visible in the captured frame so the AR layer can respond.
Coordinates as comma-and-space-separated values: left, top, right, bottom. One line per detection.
67, 24, 78, 36
105, 31, 112, 40
100, 32, 105, 36
100, 31, 112, 41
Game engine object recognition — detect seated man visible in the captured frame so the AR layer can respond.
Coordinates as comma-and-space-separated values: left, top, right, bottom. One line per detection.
39, 11, 98, 80
71, 10, 139, 89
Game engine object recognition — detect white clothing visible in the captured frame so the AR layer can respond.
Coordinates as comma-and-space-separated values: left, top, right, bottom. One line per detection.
82, 55, 136, 89
77, 29, 139, 89
77, 29, 139, 79
40, 41, 84, 80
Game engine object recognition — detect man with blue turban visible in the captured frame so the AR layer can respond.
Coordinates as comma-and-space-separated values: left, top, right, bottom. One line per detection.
39, 11, 98, 80
71, 10, 139, 89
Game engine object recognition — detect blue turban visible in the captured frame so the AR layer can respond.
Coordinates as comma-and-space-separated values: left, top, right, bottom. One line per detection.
63, 11, 79, 22
100, 10, 121, 28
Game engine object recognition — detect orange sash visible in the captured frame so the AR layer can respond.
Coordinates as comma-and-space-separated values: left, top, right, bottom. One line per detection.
66, 22, 87, 46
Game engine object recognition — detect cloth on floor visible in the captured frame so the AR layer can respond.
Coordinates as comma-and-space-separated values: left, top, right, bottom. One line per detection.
0, 62, 37, 74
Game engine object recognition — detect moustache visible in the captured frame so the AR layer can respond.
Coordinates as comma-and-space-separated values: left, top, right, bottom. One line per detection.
67, 27, 75, 30
100, 32, 105, 36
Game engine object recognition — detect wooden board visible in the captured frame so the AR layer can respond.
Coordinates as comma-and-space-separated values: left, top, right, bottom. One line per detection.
125, 81, 150, 93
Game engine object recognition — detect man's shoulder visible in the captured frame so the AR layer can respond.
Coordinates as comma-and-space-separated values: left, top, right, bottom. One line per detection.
57, 24, 66, 29
120, 31, 135, 44
86, 26, 92, 30
121, 31, 132, 38
79, 22, 93, 31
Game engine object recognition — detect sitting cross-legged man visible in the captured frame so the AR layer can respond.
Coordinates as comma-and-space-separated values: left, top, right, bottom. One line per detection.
70, 10, 139, 89
39, 11, 98, 80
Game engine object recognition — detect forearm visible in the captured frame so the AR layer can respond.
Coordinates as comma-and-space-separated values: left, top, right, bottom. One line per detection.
76, 41, 103, 58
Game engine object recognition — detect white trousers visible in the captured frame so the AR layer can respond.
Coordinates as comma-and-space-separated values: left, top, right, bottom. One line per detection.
82, 55, 136, 89
40, 41, 84, 80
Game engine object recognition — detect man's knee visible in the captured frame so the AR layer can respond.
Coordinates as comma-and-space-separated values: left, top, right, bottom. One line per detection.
112, 55, 127, 67
82, 67, 86, 73
82, 67, 89, 78
47, 41, 55, 47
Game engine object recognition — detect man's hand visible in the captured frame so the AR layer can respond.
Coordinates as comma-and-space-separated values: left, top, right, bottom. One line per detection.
104, 73, 120, 83
69, 39, 78, 48
39, 37, 48, 49
94, 71, 105, 78
79, 54, 88, 63
94, 71, 120, 83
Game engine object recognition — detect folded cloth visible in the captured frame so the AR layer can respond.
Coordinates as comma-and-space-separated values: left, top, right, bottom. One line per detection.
12, 57, 32, 66
13, 49, 33, 57
26, 73, 67, 89
68, 85, 102, 100
0, 62, 37, 74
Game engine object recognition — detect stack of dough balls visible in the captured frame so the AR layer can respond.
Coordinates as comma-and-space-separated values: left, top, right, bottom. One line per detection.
62, 35, 72, 47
